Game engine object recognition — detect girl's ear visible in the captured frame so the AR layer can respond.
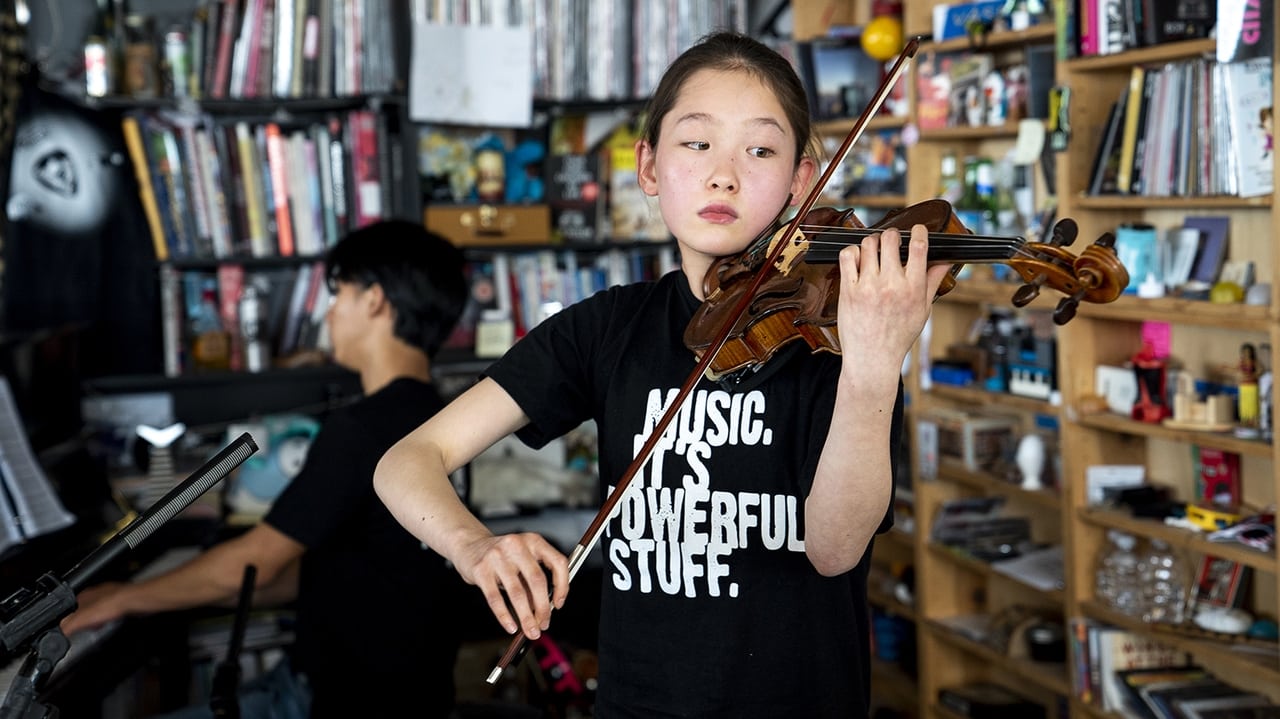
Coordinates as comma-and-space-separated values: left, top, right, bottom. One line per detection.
636, 139, 659, 197
790, 156, 818, 204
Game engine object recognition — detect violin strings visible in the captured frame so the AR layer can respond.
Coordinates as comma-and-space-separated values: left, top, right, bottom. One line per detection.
791, 224, 1072, 270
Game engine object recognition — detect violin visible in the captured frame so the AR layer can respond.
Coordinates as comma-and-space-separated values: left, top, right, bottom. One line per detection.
684, 199, 1130, 381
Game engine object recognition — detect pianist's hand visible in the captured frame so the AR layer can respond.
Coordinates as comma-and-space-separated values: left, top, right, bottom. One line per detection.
60, 582, 127, 636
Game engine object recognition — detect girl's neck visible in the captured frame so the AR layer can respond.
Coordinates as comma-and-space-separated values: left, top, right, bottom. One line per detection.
681, 251, 715, 301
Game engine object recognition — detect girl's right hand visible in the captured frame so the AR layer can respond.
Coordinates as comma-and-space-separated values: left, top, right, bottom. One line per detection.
457, 532, 570, 640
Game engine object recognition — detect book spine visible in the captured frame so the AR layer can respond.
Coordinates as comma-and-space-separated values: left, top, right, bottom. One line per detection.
327, 116, 349, 232
211, 0, 241, 98
159, 264, 184, 376
264, 123, 295, 255
235, 122, 271, 256
194, 128, 233, 259
121, 114, 170, 262
216, 263, 245, 371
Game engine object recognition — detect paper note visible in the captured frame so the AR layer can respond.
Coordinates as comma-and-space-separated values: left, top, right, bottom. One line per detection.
0, 379, 74, 544
410, 23, 534, 127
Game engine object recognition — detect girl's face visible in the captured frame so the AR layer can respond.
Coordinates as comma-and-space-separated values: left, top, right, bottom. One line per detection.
636, 68, 815, 284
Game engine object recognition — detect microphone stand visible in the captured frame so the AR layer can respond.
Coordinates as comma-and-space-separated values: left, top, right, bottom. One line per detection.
0, 433, 259, 719
209, 564, 256, 719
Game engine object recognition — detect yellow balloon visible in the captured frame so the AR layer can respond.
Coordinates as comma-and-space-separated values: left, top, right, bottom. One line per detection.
861, 16, 903, 61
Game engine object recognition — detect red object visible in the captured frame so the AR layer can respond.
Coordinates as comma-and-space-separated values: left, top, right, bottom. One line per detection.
1131, 342, 1171, 422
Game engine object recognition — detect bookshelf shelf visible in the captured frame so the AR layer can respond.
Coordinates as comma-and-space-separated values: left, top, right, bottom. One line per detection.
936, 278, 1062, 310
1074, 414, 1275, 458
868, 585, 920, 623
813, 114, 907, 136
937, 461, 1062, 511
164, 255, 326, 270
1071, 697, 1124, 718
927, 543, 1067, 602
924, 619, 1072, 696
927, 384, 1056, 415
847, 194, 909, 209
1078, 508, 1278, 573
1073, 296, 1272, 330
921, 23, 1058, 54
1079, 600, 1280, 686
1064, 38, 1217, 73
870, 659, 920, 707
1072, 194, 1273, 210
917, 123, 1023, 141
881, 527, 916, 550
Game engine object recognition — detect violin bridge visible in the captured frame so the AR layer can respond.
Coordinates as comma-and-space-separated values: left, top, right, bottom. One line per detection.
770, 226, 808, 275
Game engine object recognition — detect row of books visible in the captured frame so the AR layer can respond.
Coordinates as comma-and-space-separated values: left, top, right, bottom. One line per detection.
190, 0, 407, 101
122, 108, 392, 262
157, 243, 679, 377
1086, 57, 1274, 199
418, 0, 747, 101
1064, 0, 1214, 58
447, 246, 679, 356
1070, 619, 1278, 717
159, 262, 329, 377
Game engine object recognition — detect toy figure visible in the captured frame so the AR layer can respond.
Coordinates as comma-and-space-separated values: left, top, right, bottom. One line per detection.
1132, 341, 1170, 423
1239, 342, 1261, 427
505, 139, 547, 203
474, 145, 506, 203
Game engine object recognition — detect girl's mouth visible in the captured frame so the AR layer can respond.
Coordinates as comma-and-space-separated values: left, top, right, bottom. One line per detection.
698, 204, 738, 224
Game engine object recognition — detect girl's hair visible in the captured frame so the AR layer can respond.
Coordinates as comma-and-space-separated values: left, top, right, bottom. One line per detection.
640, 31, 818, 166
325, 219, 468, 357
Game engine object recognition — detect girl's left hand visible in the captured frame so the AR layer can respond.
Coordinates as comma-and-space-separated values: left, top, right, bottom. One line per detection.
835, 224, 951, 379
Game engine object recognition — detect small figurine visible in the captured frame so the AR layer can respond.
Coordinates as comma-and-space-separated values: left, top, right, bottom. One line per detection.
1000, 0, 1046, 31
1015, 433, 1046, 491
1131, 341, 1171, 423
1239, 342, 1261, 426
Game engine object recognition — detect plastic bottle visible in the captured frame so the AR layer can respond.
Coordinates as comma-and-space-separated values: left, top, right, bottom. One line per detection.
936, 150, 962, 205
1095, 531, 1141, 616
1138, 539, 1190, 624
955, 156, 985, 234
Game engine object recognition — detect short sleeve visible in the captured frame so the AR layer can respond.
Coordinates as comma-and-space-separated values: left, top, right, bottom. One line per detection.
264, 413, 371, 548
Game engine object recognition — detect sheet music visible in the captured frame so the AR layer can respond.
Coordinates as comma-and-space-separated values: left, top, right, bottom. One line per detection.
0, 378, 74, 543
0, 466, 21, 555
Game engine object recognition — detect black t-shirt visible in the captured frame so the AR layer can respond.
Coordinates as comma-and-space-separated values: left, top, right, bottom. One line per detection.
486, 272, 899, 718
265, 378, 465, 718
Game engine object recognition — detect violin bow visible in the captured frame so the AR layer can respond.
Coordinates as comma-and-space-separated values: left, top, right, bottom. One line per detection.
485, 37, 921, 684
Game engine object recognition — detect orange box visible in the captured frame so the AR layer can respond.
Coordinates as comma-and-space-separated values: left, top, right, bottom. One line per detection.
424, 204, 551, 247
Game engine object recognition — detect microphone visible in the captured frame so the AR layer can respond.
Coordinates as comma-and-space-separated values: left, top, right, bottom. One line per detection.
0, 432, 259, 661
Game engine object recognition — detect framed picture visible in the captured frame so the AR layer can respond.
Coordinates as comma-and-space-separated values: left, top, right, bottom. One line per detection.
1189, 556, 1250, 611
797, 38, 884, 121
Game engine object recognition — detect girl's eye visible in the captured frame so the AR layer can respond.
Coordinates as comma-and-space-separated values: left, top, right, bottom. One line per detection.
748, 147, 776, 158
683, 141, 710, 151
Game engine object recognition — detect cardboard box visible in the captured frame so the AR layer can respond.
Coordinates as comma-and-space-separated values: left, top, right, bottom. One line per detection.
425, 204, 551, 247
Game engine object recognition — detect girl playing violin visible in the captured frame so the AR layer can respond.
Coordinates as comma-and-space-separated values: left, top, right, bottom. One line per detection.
375, 31, 951, 717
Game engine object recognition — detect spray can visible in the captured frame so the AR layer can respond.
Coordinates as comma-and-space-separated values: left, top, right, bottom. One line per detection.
239, 284, 268, 372
164, 28, 190, 98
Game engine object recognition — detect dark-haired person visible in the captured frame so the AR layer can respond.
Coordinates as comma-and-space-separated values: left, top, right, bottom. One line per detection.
64, 220, 471, 718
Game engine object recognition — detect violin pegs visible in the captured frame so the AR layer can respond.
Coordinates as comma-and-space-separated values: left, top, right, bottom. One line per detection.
1050, 218, 1078, 247
1011, 282, 1041, 307
1053, 296, 1079, 324
1093, 231, 1116, 249
1054, 285, 1090, 324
